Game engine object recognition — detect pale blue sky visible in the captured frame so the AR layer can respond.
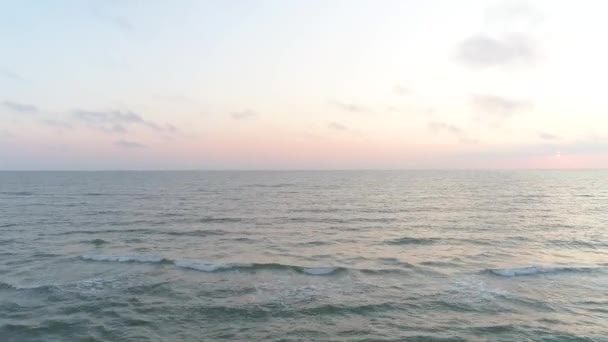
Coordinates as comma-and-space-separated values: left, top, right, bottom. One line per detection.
1, 0, 607, 169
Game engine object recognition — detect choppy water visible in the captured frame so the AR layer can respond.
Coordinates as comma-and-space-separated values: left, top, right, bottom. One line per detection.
1, 170, 608, 341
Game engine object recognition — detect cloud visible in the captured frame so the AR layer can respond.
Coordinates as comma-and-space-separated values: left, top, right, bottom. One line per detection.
74, 109, 140, 123
108, 15, 133, 31
459, 137, 479, 145
455, 34, 537, 68
72, 109, 177, 133
470, 94, 533, 118
231, 109, 257, 120
42, 119, 72, 129
539, 132, 560, 140
428, 121, 462, 134
455, 2, 542, 69
330, 101, 368, 114
0, 129, 12, 139
386, 106, 401, 113
328, 122, 347, 131
429, 121, 480, 144
105, 124, 128, 133
88, 0, 135, 32
93, 9, 134, 31
114, 140, 146, 148
563, 138, 608, 154
393, 85, 412, 96
0, 69, 23, 81
2, 100, 38, 113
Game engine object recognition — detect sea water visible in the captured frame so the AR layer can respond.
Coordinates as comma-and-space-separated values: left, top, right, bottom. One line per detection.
1, 171, 607, 341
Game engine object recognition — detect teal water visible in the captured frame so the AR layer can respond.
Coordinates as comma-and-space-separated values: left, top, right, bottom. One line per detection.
1, 171, 608, 341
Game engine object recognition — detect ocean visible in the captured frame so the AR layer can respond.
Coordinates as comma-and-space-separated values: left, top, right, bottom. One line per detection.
1, 170, 607, 341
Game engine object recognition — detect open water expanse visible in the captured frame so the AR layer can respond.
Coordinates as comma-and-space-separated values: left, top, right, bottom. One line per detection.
1, 170, 607, 341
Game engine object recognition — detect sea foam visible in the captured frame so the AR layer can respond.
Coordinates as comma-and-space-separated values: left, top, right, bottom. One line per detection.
487, 266, 600, 277
81, 254, 343, 276
301, 267, 340, 275
81, 254, 166, 263
174, 260, 237, 272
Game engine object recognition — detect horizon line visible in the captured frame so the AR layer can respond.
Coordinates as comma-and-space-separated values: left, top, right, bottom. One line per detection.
1, 168, 606, 172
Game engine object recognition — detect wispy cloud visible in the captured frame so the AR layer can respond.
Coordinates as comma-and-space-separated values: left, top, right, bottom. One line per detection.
393, 85, 412, 96
564, 137, 608, 154
0, 69, 23, 81
326, 121, 363, 136
459, 137, 479, 145
42, 119, 72, 129
0, 129, 12, 139
74, 109, 140, 123
107, 15, 133, 31
114, 140, 146, 148
455, 34, 537, 68
93, 9, 134, 31
329, 101, 368, 114
231, 109, 257, 120
2, 100, 38, 113
428, 121, 462, 134
328, 122, 347, 131
470, 94, 533, 118
72, 109, 177, 133
455, 2, 542, 69
429, 121, 479, 144
539, 132, 560, 140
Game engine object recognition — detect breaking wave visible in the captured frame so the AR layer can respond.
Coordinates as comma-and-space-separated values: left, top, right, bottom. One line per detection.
80, 254, 346, 276
385, 236, 439, 245
81, 254, 169, 264
486, 265, 604, 277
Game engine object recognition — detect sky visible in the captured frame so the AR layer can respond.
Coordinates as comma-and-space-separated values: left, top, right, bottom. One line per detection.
1, 0, 608, 170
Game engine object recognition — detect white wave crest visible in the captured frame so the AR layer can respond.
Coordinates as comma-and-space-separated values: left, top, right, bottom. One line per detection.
488, 266, 598, 277
301, 267, 339, 275
81, 254, 343, 276
81, 254, 165, 263
174, 260, 233, 272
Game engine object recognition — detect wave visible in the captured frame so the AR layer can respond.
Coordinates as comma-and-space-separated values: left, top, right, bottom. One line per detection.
54, 228, 225, 237
166, 229, 226, 237
0, 191, 33, 196
295, 240, 332, 247
198, 217, 242, 223
295, 302, 399, 316
288, 208, 343, 214
81, 254, 169, 264
547, 239, 608, 249
82, 238, 109, 245
300, 267, 342, 275
486, 265, 603, 277
386, 236, 439, 245
0, 281, 53, 291
175, 260, 344, 275
174, 260, 239, 272
0, 281, 16, 290
243, 183, 295, 189
81, 254, 345, 276
288, 217, 397, 224
0, 223, 17, 228
54, 228, 160, 236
